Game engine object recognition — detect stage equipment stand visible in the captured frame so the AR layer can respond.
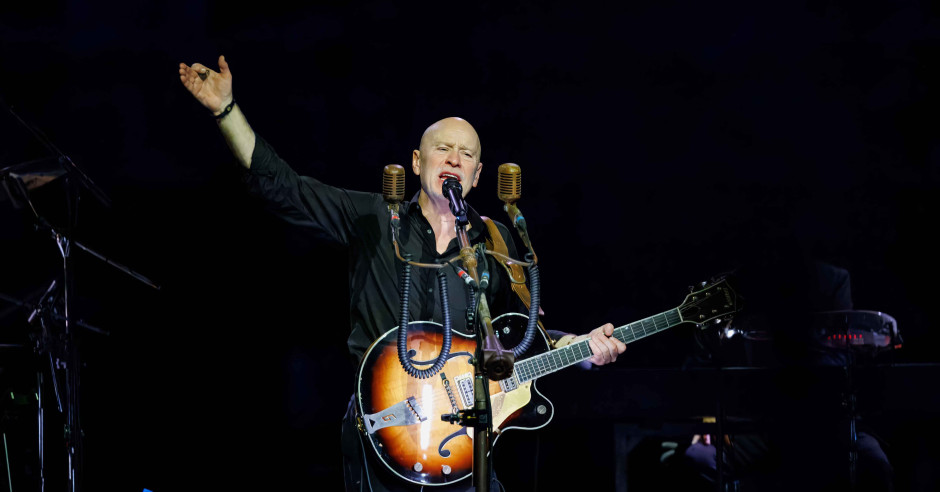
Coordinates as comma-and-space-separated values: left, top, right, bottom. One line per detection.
457, 209, 499, 492
1, 98, 160, 492
441, 182, 514, 492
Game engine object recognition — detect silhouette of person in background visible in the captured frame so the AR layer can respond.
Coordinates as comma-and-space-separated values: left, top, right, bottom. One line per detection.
667, 249, 894, 492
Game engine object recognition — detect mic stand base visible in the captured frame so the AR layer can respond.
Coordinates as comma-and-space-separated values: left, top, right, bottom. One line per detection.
441, 363, 495, 492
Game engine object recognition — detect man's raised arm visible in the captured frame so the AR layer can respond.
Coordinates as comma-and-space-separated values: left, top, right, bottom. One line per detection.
178, 55, 255, 168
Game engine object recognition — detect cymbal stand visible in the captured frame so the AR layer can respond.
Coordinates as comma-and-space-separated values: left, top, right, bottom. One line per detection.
2, 99, 159, 492
843, 349, 858, 490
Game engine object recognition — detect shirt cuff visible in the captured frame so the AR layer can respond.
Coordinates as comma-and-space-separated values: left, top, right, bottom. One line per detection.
246, 134, 275, 177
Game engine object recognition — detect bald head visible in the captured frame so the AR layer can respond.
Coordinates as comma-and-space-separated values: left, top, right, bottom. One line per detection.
412, 116, 485, 204
418, 117, 482, 160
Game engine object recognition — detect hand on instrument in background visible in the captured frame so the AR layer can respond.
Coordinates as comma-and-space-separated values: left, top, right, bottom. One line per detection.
564, 323, 626, 366
178, 55, 233, 115
691, 434, 731, 446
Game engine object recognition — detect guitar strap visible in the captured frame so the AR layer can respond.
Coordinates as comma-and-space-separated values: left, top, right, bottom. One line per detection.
481, 217, 557, 348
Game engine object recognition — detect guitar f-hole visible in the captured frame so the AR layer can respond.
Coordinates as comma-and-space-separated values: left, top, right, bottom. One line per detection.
438, 428, 471, 458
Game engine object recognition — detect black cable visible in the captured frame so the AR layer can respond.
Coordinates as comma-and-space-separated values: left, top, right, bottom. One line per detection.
397, 263, 452, 379
475, 243, 490, 291
396, 255, 415, 374
467, 282, 477, 328
511, 253, 540, 357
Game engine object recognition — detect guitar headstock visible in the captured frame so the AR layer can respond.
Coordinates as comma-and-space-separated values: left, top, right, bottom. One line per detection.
678, 276, 742, 328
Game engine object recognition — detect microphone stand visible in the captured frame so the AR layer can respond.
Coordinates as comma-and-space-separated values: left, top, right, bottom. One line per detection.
454, 220, 494, 492
451, 211, 513, 492
429, 179, 524, 490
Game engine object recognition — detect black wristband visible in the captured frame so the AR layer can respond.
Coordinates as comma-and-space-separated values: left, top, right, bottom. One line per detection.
214, 100, 235, 120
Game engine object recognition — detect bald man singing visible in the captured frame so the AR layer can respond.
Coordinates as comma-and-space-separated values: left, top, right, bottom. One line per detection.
179, 56, 625, 491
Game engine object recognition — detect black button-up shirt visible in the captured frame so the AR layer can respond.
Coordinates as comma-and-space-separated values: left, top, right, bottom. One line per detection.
244, 136, 524, 362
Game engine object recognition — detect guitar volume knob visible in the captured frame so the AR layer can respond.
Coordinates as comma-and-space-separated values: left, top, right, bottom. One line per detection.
442, 465, 452, 475
413, 462, 423, 472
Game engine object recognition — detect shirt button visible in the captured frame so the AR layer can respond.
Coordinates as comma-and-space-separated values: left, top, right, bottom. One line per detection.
426, 228, 432, 234
427, 287, 433, 293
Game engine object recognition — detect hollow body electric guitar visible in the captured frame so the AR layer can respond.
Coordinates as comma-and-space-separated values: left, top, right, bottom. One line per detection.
355, 277, 740, 486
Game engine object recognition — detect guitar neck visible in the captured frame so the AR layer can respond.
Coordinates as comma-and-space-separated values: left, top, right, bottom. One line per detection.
510, 308, 683, 384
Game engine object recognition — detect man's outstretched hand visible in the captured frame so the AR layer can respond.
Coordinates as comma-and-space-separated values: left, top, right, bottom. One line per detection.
179, 55, 233, 115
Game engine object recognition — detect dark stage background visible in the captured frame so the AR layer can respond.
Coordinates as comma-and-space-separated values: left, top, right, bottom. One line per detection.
2, 1, 939, 491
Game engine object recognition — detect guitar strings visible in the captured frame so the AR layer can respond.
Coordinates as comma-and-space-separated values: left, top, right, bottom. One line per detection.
403, 286, 732, 412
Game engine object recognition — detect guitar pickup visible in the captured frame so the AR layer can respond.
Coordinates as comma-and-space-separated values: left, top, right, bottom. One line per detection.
498, 374, 519, 392
453, 373, 475, 408
362, 396, 428, 434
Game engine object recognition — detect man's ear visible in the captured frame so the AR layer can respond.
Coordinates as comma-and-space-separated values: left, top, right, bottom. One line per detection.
412, 150, 421, 175
471, 161, 483, 188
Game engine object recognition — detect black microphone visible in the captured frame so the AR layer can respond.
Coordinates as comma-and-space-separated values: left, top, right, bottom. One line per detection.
442, 178, 468, 224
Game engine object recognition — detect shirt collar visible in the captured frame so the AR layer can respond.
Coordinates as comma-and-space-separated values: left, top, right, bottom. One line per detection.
407, 192, 487, 241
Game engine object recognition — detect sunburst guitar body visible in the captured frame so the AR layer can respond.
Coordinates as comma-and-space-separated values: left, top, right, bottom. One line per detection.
356, 313, 550, 486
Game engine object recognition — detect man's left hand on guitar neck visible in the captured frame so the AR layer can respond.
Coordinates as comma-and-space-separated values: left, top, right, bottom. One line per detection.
554, 323, 626, 366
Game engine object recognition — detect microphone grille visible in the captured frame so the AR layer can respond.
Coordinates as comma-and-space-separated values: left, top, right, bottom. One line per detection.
382, 164, 406, 203
497, 163, 522, 202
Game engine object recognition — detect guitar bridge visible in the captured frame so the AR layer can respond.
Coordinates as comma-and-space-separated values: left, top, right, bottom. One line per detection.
362, 396, 428, 434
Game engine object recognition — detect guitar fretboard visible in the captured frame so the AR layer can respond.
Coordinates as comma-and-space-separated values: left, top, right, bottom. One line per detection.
509, 308, 683, 384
